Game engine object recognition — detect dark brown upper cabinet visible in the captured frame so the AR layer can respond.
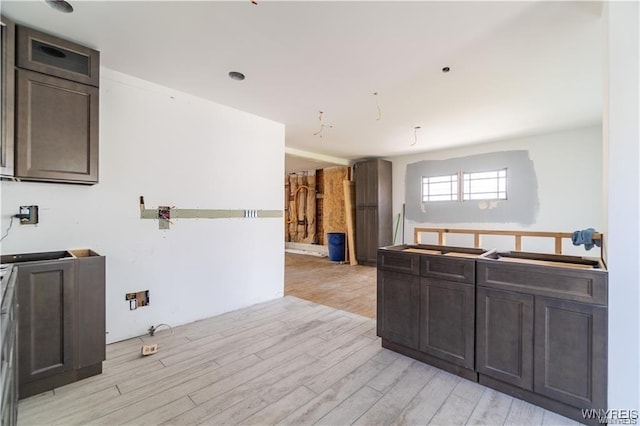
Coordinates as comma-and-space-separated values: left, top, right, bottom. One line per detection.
1, 15, 15, 177
15, 69, 99, 183
17, 26, 99, 87
12, 25, 100, 184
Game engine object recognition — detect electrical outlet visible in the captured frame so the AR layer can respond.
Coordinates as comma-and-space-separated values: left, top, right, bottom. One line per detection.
19, 205, 38, 225
141, 344, 158, 356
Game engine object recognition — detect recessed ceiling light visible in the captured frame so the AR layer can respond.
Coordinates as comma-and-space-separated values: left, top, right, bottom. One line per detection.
45, 0, 74, 13
228, 71, 245, 81
442, 67, 450, 73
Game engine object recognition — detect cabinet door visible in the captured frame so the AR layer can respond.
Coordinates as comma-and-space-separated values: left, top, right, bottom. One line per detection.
15, 69, 99, 183
16, 26, 100, 87
476, 287, 534, 390
354, 160, 370, 207
356, 206, 378, 265
377, 270, 419, 349
354, 160, 380, 206
355, 207, 368, 264
419, 278, 474, 369
534, 296, 607, 409
17, 260, 75, 385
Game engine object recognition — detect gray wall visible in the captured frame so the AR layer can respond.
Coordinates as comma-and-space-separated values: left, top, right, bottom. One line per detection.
405, 150, 539, 225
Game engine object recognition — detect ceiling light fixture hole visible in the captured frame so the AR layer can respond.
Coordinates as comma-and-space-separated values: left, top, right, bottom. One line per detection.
442, 67, 450, 73
45, 0, 74, 13
228, 71, 245, 81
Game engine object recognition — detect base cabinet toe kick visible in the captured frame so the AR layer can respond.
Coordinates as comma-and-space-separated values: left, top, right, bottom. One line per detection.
377, 246, 608, 426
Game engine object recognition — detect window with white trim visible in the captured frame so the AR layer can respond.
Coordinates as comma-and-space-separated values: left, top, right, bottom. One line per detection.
421, 174, 458, 202
463, 169, 507, 200
421, 168, 508, 203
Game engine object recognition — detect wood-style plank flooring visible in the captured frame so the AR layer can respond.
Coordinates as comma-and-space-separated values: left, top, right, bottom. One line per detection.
285, 253, 376, 318
17, 296, 580, 425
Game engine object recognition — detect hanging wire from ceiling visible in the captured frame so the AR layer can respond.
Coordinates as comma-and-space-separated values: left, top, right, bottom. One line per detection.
313, 111, 334, 138
373, 92, 382, 121
411, 126, 421, 146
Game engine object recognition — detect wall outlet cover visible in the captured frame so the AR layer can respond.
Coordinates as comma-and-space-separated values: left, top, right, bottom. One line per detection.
141, 344, 158, 356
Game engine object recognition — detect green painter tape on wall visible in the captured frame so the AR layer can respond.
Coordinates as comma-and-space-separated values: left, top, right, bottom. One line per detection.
140, 209, 283, 221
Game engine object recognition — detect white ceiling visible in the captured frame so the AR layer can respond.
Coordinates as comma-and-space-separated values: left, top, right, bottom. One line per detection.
2, 1, 603, 170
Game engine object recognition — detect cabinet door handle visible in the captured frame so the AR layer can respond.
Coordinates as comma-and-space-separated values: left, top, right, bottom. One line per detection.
39, 45, 66, 58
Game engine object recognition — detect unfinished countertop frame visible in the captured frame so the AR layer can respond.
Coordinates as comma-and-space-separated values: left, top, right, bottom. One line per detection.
413, 227, 602, 256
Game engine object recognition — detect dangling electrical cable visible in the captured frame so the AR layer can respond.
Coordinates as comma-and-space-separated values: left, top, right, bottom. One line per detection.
313, 111, 334, 138
373, 92, 382, 120
411, 126, 421, 146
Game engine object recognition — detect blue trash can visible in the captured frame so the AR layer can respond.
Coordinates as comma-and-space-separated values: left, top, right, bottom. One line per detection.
327, 232, 346, 262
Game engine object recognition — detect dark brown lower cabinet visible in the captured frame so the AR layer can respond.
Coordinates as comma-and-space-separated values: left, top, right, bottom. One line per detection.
377, 269, 419, 349
534, 296, 607, 410
17, 259, 76, 386
419, 278, 474, 370
5, 250, 106, 398
476, 287, 534, 390
378, 247, 608, 426
476, 257, 608, 426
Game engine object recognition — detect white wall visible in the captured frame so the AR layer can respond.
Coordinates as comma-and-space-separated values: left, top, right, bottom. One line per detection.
605, 1, 640, 411
390, 125, 603, 255
0, 68, 285, 343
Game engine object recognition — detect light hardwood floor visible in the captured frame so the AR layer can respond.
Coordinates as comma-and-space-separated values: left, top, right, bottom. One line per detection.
17, 296, 580, 425
285, 253, 376, 318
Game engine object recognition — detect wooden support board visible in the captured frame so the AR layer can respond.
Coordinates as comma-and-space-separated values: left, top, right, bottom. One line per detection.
495, 256, 597, 270
413, 227, 602, 255
343, 180, 357, 265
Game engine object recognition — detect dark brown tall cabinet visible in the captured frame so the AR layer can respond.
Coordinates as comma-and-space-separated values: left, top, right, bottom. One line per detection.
12, 26, 99, 184
354, 159, 392, 265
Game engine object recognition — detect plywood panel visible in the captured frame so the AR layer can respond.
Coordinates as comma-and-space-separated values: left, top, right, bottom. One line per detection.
322, 166, 350, 242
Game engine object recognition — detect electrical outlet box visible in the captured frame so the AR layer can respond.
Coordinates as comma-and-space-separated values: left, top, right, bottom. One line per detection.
125, 290, 149, 309
141, 344, 158, 356
19, 205, 38, 224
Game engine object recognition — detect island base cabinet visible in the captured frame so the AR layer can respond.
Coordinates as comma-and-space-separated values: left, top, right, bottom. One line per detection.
534, 296, 607, 411
476, 287, 534, 390
419, 278, 474, 370
377, 269, 419, 350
